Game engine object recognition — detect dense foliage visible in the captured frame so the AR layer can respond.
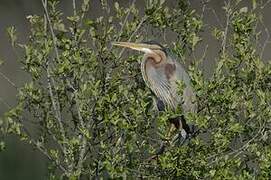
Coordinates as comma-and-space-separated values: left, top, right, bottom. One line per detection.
1, 0, 271, 179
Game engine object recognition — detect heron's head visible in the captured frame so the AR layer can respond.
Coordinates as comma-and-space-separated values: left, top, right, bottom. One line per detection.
112, 41, 167, 63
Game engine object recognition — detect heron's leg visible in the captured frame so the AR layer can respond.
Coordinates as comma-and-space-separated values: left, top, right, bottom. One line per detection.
179, 118, 188, 138
171, 118, 189, 145
149, 123, 176, 160
157, 123, 176, 152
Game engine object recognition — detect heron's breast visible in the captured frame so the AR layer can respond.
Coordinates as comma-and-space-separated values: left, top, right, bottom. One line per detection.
142, 59, 179, 109
164, 63, 176, 79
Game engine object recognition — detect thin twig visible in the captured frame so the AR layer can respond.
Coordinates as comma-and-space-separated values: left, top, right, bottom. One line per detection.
46, 67, 66, 141
75, 93, 87, 173
66, 81, 87, 173
0, 71, 18, 90
72, 0, 76, 16
42, 0, 60, 62
69, 1, 88, 173
43, 0, 66, 163
117, 16, 148, 59
116, 0, 136, 42
79, 0, 90, 27
260, 23, 270, 59
210, 8, 223, 28
221, 1, 231, 56
18, 116, 67, 173
42, 0, 66, 153
200, 0, 207, 19
261, 0, 271, 9
207, 125, 265, 165
33, 140, 67, 173
0, 97, 11, 109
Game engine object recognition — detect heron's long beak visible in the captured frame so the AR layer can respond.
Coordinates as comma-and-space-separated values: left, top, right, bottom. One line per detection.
112, 42, 153, 53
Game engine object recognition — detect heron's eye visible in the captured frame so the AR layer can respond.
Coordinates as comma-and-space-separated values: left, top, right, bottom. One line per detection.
145, 51, 163, 64
147, 57, 156, 64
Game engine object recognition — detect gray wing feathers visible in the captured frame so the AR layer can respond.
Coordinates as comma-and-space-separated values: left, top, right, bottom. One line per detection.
171, 62, 197, 113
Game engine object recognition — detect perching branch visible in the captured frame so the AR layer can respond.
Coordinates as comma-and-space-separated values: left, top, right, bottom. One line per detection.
42, 0, 61, 62
221, 1, 231, 56
117, 16, 148, 59
42, 0, 67, 152
0, 71, 18, 90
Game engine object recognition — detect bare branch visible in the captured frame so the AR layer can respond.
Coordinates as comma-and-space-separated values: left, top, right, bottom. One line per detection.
0, 71, 18, 90
210, 8, 223, 28
69, 1, 88, 172
116, 0, 136, 42
66, 82, 87, 173
74, 94, 87, 173
42, 0, 67, 158
46, 67, 65, 139
221, 1, 231, 56
72, 0, 77, 16
261, 0, 271, 9
42, 0, 60, 62
260, 22, 270, 59
33, 139, 67, 173
0, 97, 11, 109
117, 16, 148, 59
207, 124, 265, 165
200, 0, 207, 19
18, 116, 68, 174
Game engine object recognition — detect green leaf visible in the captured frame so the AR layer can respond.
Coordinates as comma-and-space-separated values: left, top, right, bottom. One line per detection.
67, 16, 80, 23
54, 23, 67, 32
114, 2, 119, 10
6, 26, 17, 47
252, 0, 256, 10
240, 7, 248, 13
0, 59, 4, 66
0, 141, 5, 152
82, 0, 90, 12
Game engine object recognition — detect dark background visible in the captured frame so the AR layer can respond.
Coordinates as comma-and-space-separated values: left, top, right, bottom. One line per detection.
0, 0, 270, 179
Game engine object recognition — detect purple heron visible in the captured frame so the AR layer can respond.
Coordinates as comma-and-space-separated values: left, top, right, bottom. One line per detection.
112, 41, 197, 143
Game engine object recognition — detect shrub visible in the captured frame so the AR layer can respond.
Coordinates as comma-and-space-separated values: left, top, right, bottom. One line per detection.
1, 0, 271, 179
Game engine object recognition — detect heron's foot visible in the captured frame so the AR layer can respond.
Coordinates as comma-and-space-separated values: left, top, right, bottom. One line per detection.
188, 124, 196, 137
188, 124, 201, 139
170, 129, 188, 146
147, 141, 169, 161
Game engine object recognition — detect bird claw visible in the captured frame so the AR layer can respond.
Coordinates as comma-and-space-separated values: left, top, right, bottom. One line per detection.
171, 128, 194, 146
